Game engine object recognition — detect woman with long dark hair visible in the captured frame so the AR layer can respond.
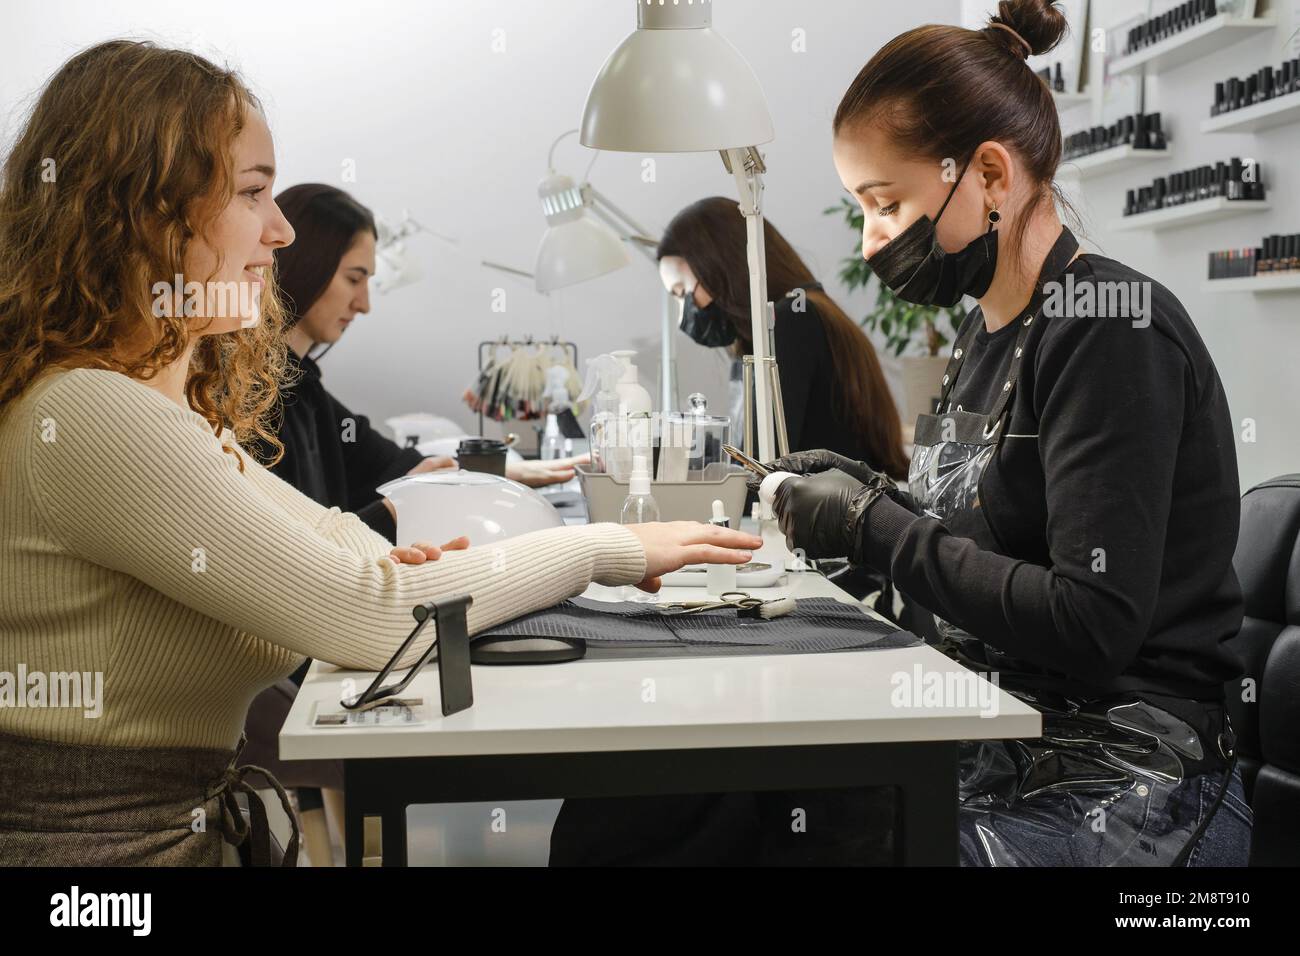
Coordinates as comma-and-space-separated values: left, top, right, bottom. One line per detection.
658, 198, 908, 480
766, 0, 1252, 865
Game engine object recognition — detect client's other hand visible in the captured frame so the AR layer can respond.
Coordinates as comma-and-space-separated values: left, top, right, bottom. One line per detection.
387, 536, 470, 565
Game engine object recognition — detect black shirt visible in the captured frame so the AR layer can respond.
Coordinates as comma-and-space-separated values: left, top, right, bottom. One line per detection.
262, 351, 424, 542
736, 295, 878, 466
863, 253, 1244, 701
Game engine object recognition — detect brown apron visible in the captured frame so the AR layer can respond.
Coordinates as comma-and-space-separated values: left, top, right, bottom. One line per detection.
0, 732, 300, 866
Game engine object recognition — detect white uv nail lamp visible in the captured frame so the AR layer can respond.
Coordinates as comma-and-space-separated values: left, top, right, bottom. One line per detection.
376, 471, 564, 548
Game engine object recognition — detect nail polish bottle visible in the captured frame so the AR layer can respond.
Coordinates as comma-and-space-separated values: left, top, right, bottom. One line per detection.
1263, 66, 1275, 101
1228, 157, 1242, 199
1291, 59, 1300, 93
1212, 81, 1224, 116
1215, 161, 1227, 196
1149, 113, 1165, 149
1125, 189, 1136, 216
1134, 113, 1149, 149
1053, 63, 1065, 93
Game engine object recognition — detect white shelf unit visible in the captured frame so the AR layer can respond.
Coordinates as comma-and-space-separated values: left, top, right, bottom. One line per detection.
1053, 89, 1092, 109
1058, 145, 1169, 179
1110, 197, 1269, 232
1109, 16, 1276, 77
1202, 273, 1300, 294
1201, 94, 1300, 134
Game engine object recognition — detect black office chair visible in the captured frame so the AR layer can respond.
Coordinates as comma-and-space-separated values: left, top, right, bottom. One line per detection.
1225, 474, 1300, 866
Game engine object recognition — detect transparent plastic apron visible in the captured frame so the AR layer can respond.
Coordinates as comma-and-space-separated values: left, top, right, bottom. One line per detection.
907, 228, 1234, 865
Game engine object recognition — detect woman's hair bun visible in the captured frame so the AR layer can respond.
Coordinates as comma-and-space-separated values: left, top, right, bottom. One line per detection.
987, 0, 1068, 59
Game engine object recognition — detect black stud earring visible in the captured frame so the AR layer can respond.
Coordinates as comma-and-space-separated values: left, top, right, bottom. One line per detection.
988, 208, 1002, 224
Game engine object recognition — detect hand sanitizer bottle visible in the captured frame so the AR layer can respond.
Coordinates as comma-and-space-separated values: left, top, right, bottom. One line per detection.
620, 456, 659, 601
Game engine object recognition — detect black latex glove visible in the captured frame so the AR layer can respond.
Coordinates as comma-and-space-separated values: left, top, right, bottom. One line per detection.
746, 448, 918, 515
771, 467, 883, 563
743, 448, 877, 493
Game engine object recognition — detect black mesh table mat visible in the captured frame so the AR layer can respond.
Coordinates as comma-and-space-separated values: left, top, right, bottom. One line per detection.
476, 596, 920, 655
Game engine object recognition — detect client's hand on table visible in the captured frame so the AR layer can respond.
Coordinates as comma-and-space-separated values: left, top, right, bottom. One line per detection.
624, 522, 762, 594
508, 454, 590, 487
387, 536, 470, 565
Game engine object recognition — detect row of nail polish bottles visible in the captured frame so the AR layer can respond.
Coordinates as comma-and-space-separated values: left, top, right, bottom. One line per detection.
1207, 234, 1300, 279
1124, 157, 1264, 216
1063, 112, 1166, 161
1211, 58, 1300, 115
1124, 0, 1220, 56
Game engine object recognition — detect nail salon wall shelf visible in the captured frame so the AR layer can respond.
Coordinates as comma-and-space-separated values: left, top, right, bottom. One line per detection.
1109, 15, 1275, 77
1053, 89, 1092, 110
1111, 196, 1270, 232
1202, 273, 1300, 294
1201, 92, 1300, 134
1058, 144, 1169, 179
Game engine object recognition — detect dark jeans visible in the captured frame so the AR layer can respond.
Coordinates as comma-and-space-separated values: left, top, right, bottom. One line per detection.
958, 765, 1252, 867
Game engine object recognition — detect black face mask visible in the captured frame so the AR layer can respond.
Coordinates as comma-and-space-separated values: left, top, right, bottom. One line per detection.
865, 159, 999, 307
679, 290, 736, 348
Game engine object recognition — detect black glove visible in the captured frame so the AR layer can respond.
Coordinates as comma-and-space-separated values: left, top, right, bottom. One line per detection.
748, 448, 918, 515
771, 467, 893, 563
744, 448, 877, 493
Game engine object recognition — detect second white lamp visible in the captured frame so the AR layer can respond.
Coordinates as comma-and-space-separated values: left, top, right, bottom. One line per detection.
579, 0, 779, 461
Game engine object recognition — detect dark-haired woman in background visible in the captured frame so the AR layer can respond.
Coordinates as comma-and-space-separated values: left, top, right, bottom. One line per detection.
766, 0, 1252, 865
263, 184, 582, 543
658, 197, 908, 480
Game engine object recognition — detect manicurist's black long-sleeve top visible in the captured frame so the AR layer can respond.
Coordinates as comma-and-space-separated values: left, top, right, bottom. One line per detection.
861, 253, 1244, 702
262, 351, 424, 543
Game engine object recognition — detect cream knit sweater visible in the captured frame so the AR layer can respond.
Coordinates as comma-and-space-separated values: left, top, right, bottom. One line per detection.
0, 368, 647, 750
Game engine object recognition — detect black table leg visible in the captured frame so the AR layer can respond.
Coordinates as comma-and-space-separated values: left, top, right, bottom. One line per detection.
896, 741, 959, 865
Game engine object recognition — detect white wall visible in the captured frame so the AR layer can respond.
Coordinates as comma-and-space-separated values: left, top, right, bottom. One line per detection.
963, 0, 1300, 490
0, 0, 958, 450
3, 0, 1294, 488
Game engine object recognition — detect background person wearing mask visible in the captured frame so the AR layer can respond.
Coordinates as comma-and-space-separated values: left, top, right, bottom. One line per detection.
264, 182, 584, 542
657, 196, 909, 480
764, 0, 1251, 866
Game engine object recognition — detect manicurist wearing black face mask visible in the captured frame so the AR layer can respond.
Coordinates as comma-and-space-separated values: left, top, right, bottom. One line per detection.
657, 197, 909, 481
764, 0, 1252, 866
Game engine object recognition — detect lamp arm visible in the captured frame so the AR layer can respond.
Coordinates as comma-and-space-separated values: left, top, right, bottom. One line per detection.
725, 146, 775, 463
547, 129, 579, 171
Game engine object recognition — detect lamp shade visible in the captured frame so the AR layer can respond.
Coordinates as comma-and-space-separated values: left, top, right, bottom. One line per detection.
533, 172, 630, 292
580, 0, 774, 153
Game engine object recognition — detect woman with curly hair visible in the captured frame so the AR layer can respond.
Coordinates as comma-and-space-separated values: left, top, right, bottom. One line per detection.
0, 40, 759, 866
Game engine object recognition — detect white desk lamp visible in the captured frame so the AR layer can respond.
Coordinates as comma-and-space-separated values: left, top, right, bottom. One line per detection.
534, 129, 678, 413
579, 0, 781, 461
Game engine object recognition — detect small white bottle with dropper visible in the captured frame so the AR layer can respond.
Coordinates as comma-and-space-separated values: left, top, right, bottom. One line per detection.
706, 499, 737, 595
